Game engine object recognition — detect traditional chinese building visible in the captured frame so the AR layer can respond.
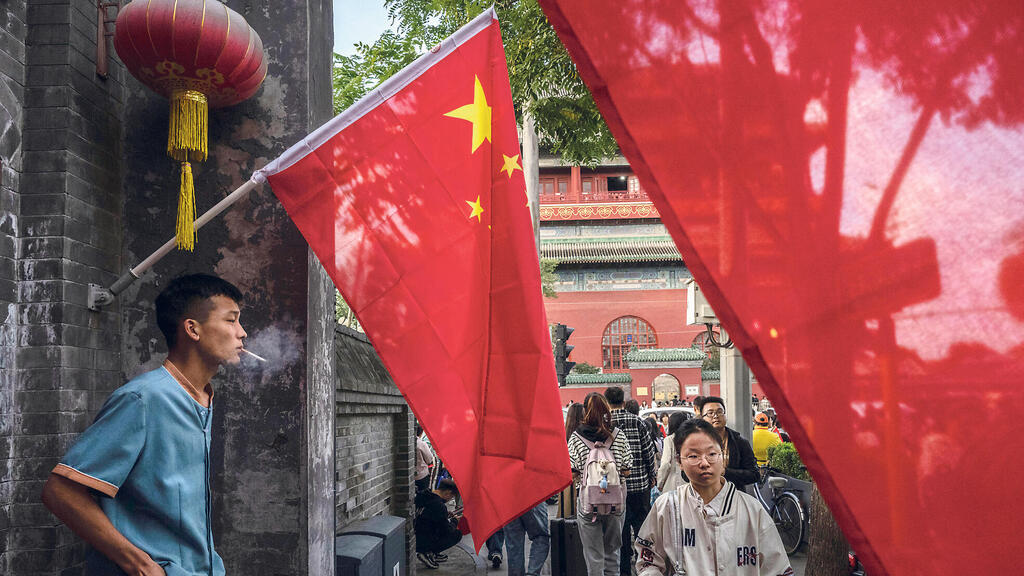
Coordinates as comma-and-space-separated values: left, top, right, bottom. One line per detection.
539, 155, 726, 405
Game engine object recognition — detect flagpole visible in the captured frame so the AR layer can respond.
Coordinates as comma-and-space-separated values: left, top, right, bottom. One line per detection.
87, 178, 261, 310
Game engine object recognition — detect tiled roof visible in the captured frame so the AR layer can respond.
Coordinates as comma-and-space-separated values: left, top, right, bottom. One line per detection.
565, 372, 633, 385
702, 370, 720, 381
625, 347, 707, 363
540, 236, 681, 264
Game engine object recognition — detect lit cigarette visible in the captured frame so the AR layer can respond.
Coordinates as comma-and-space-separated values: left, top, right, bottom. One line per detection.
241, 348, 267, 362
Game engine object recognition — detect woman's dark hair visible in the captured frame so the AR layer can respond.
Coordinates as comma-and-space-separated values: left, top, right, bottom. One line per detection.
625, 399, 640, 415
582, 392, 613, 439
155, 273, 243, 349
672, 418, 724, 455
644, 416, 661, 440
667, 411, 690, 437
564, 402, 585, 442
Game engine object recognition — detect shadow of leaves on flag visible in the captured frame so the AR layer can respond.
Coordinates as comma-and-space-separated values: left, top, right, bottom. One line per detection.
538, 0, 1024, 572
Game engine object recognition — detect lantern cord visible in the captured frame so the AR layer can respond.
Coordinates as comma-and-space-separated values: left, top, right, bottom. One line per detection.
176, 162, 197, 251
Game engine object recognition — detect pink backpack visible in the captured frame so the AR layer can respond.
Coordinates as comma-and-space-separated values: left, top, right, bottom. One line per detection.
578, 428, 625, 519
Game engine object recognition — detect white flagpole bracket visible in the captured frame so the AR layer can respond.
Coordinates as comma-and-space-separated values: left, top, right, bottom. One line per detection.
87, 178, 261, 311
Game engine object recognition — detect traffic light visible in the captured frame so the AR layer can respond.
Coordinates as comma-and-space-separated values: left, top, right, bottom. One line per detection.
553, 323, 575, 386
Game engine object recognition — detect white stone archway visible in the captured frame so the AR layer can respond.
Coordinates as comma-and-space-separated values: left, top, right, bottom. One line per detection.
652, 373, 681, 403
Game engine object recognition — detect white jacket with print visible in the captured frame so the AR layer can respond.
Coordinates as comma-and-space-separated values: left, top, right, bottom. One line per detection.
634, 480, 793, 576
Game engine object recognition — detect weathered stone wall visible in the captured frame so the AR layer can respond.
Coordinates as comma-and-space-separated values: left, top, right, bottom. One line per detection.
0, 0, 340, 575
116, 1, 335, 573
335, 324, 417, 568
0, 2, 26, 573
1, 1, 127, 573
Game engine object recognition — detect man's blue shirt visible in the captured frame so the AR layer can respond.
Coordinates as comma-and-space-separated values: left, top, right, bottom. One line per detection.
55, 366, 224, 576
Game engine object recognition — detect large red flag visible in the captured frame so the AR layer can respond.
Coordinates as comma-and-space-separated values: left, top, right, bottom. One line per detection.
538, 0, 1024, 574
253, 9, 570, 547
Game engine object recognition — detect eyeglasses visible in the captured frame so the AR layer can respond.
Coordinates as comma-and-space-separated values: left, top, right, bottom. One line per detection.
702, 409, 726, 419
681, 452, 723, 465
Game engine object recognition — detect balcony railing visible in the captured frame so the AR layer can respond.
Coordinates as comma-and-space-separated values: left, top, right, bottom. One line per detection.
539, 190, 650, 204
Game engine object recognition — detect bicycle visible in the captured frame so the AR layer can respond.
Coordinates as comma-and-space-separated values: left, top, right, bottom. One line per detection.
753, 466, 810, 555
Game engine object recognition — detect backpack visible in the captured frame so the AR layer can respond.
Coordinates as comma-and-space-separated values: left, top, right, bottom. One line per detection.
577, 428, 626, 519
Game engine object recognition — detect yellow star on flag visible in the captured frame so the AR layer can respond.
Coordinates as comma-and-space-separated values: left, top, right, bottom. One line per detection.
466, 196, 485, 222
500, 154, 522, 178
444, 76, 492, 153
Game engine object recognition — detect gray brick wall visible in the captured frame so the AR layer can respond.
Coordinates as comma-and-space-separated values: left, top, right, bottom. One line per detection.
2, 1, 125, 574
335, 324, 417, 570
0, 1, 410, 574
1, 1, 27, 574
336, 414, 396, 519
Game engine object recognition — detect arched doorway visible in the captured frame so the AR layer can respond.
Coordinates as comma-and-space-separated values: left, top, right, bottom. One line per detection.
652, 373, 681, 403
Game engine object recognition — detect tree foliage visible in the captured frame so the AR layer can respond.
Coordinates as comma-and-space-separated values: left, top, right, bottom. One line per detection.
540, 257, 559, 298
571, 361, 600, 374
767, 442, 810, 481
335, 292, 362, 332
333, 0, 618, 165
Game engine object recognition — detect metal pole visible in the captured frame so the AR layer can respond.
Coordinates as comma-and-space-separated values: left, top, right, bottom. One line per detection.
88, 178, 261, 310
720, 327, 753, 442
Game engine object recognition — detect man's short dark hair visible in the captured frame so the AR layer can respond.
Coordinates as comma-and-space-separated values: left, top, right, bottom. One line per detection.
603, 386, 624, 406
155, 274, 243, 350
437, 478, 459, 496
673, 418, 724, 454
700, 396, 725, 414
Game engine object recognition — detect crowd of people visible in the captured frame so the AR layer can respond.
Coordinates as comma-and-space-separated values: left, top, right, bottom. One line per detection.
413, 390, 794, 575
36, 271, 792, 576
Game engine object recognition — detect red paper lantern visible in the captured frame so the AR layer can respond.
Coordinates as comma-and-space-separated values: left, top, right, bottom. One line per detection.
114, 0, 267, 250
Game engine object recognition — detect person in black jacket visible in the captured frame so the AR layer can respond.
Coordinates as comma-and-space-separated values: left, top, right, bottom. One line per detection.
414, 479, 462, 569
694, 396, 759, 490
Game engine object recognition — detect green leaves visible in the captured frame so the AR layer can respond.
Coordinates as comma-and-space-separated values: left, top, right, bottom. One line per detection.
332, 30, 420, 113
767, 442, 810, 481
540, 257, 559, 297
336, 291, 363, 331
571, 361, 601, 374
332, 0, 617, 164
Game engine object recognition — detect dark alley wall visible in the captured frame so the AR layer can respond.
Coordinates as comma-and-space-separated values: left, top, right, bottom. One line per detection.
0, 1, 341, 574
2, 1, 126, 572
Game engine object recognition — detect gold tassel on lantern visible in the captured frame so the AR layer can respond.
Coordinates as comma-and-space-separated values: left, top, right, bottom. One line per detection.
167, 89, 208, 251
177, 163, 197, 251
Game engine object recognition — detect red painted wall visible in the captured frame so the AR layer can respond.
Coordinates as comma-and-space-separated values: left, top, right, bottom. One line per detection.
558, 386, 608, 406
543, 289, 705, 369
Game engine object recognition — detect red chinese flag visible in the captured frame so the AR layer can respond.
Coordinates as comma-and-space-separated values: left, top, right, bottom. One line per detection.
254, 9, 570, 547
539, 0, 1024, 574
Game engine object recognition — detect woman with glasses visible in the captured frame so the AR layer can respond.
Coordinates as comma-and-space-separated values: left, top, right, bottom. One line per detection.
633, 419, 792, 576
694, 396, 759, 491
